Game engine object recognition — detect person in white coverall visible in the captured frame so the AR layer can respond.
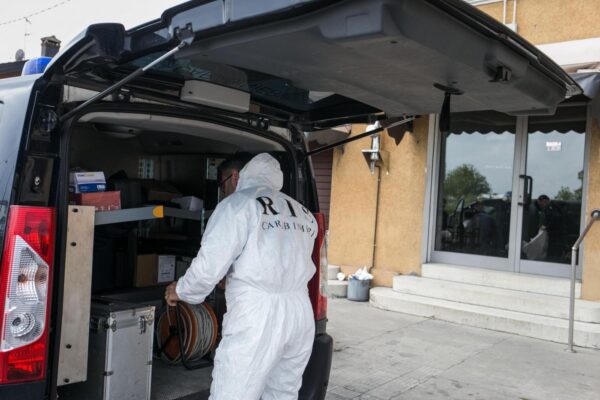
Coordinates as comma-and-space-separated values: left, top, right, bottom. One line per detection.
165, 153, 317, 400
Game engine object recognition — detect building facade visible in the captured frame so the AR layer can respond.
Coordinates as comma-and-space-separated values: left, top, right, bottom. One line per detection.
328, 0, 600, 323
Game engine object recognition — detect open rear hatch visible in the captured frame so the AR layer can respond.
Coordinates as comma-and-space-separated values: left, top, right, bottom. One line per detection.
44, 0, 580, 130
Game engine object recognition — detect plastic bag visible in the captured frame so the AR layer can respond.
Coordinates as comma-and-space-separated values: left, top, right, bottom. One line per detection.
349, 266, 373, 281
522, 228, 549, 260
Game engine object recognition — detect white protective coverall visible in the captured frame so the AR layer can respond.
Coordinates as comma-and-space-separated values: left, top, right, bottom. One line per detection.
176, 153, 317, 400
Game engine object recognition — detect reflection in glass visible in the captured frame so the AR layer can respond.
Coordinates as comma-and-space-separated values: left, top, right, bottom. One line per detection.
520, 106, 586, 264
435, 111, 516, 258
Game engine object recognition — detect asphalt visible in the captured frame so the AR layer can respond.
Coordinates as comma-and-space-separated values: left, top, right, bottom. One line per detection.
326, 298, 600, 400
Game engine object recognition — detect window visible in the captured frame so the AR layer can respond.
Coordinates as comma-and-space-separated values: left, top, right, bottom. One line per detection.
434, 111, 516, 258
430, 106, 588, 276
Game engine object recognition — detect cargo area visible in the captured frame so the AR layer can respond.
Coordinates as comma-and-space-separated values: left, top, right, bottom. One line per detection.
55, 111, 294, 400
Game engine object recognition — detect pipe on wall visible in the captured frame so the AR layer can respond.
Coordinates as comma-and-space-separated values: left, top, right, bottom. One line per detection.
371, 164, 382, 269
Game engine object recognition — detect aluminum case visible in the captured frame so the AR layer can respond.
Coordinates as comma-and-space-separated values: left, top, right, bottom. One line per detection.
59, 300, 155, 400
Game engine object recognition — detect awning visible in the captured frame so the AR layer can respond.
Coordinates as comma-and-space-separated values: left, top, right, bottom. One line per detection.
571, 71, 600, 99
571, 71, 600, 123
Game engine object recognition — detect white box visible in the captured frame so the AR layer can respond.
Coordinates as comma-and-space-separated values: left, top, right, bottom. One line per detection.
157, 255, 176, 283
69, 171, 106, 193
172, 196, 204, 211
181, 80, 250, 113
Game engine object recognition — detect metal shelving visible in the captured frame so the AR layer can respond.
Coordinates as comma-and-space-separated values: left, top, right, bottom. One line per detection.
95, 206, 202, 226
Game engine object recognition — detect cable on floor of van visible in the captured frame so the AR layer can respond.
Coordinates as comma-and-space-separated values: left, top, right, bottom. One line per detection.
156, 302, 218, 365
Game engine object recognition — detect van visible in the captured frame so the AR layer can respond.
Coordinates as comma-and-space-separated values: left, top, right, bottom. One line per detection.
0, 1, 579, 399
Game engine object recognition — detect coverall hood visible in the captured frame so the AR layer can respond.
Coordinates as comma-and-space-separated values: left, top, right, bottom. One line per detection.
237, 153, 283, 192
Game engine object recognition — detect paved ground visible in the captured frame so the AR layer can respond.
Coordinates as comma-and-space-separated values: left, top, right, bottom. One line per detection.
326, 299, 600, 400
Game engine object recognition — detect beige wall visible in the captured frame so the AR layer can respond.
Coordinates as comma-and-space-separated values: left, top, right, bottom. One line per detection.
372, 118, 429, 280
478, 0, 600, 45
328, 119, 429, 286
328, 125, 378, 270
582, 118, 600, 301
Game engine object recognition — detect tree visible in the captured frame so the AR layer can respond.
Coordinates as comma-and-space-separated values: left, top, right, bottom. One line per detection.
443, 164, 491, 207
556, 185, 582, 201
556, 186, 575, 201
555, 171, 584, 201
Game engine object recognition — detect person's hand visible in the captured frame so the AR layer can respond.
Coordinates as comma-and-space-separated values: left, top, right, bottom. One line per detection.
165, 282, 180, 306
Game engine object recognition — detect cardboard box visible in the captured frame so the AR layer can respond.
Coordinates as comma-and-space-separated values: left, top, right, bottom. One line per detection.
135, 255, 157, 288
70, 191, 121, 212
134, 254, 176, 287
69, 171, 106, 193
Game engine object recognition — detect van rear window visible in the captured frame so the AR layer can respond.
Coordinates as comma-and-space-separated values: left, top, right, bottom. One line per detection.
125, 53, 329, 111
120, 53, 365, 114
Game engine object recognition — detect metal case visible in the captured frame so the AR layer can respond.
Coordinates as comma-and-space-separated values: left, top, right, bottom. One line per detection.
60, 301, 155, 400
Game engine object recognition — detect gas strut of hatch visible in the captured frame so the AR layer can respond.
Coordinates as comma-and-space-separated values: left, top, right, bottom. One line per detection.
59, 37, 193, 123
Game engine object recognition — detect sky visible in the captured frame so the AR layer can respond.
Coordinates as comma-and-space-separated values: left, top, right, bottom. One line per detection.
0, 0, 186, 63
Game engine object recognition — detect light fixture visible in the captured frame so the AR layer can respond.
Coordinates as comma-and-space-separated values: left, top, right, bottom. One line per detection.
362, 122, 389, 175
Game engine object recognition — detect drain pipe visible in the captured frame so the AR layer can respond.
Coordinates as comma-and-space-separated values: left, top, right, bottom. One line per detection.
372, 164, 382, 269
568, 209, 600, 352
362, 122, 387, 271
513, 0, 518, 26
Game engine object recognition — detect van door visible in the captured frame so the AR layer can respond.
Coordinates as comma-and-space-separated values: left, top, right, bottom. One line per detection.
0, 76, 61, 398
43, 0, 579, 130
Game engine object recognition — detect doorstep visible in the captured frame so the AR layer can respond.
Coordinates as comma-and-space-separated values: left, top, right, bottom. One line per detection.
369, 263, 599, 348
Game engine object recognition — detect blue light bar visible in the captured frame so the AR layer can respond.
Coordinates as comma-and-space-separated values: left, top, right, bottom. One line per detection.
21, 57, 52, 75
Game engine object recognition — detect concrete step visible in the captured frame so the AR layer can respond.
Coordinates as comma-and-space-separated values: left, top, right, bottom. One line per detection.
328, 265, 341, 280
422, 263, 581, 298
370, 288, 600, 348
328, 280, 348, 298
393, 276, 600, 323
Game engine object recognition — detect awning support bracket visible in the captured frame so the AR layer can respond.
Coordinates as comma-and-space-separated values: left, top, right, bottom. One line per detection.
434, 83, 464, 134
306, 116, 415, 157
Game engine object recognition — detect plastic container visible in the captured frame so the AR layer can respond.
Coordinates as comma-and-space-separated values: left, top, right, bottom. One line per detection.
347, 279, 371, 301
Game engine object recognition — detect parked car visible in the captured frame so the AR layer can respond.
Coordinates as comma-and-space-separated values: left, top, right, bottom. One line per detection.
0, 0, 579, 399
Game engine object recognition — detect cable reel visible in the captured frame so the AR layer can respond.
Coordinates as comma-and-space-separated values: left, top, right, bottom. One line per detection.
156, 302, 218, 368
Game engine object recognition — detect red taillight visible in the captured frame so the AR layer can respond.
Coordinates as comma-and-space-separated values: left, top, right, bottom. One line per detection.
0, 206, 55, 384
309, 213, 328, 321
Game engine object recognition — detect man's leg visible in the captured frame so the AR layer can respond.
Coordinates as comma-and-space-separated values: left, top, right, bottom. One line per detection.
209, 323, 283, 400
209, 300, 288, 400
260, 343, 313, 400
261, 309, 314, 400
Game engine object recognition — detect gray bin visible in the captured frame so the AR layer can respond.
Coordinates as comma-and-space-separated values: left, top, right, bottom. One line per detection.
347, 279, 371, 301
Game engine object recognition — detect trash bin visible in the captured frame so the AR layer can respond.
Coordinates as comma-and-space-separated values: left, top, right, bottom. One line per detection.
347, 278, 371, 301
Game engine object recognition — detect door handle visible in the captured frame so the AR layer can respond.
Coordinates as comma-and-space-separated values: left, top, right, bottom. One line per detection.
518, 175, 533, 206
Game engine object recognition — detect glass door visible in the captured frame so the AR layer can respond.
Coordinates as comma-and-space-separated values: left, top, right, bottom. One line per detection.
432, 111, 517, 270
513, 106, 587, 278
429, 106, 588, 278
